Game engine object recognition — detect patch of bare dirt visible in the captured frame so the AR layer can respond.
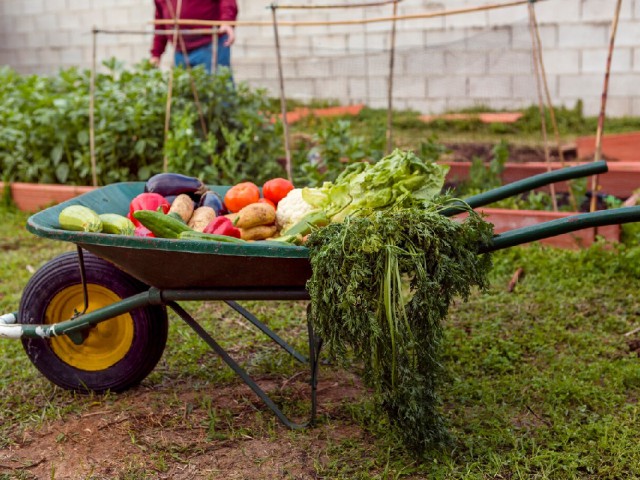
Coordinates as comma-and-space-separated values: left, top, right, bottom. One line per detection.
0, 371, 369, 479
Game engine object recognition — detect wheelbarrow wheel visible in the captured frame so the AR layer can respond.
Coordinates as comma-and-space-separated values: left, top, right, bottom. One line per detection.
19, 250, 168, 393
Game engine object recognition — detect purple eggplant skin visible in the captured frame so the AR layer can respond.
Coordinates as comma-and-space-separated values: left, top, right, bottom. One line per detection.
144, 173, 207, 198
198, 191, 228, 216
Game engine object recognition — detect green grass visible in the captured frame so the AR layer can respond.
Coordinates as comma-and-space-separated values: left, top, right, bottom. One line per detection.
2, 204, 640, 478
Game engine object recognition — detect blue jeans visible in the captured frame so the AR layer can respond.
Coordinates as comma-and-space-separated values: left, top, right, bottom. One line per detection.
174, 35, 232, 77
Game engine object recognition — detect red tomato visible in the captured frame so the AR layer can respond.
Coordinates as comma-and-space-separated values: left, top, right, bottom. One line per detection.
224, 182, 260, 213
258, 198, 276, 209
262, 178, 294, 205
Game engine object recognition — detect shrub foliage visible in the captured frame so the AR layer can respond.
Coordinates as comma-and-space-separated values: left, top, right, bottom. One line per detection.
0, 60, 284, 186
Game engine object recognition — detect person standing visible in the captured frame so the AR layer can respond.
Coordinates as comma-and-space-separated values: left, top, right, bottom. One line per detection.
150, 0, 238, 75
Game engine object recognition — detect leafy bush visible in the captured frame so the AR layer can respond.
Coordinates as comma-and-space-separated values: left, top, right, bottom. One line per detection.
0, 60, 284, 186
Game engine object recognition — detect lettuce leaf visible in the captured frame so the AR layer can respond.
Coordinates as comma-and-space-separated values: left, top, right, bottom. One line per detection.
301, 149, 449, 222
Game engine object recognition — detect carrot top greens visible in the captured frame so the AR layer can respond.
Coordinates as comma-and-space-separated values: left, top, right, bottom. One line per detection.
306, 200, 494, 453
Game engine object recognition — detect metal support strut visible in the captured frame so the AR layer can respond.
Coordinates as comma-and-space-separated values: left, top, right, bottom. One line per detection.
225, 300, 308, 364
168, 301, 322, 429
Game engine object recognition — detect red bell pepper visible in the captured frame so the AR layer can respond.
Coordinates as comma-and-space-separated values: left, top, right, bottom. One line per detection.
129, 192, 170, 227
203, 216, 241, 238
134, 224, 156, 237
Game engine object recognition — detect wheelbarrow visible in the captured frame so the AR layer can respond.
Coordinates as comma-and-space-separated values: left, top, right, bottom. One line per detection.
2, 160, 640, 429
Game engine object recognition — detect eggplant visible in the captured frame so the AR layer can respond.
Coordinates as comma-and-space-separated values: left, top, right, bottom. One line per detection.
144, 173, 208, 198
198, 191, 228, 216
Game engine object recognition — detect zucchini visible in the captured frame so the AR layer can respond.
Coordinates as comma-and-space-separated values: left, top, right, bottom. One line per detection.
167, 211, 186, 223
133, 210, 192, 239
264, 234, 304, 246
99, 213, 135, 236
179, 231, 247, 244
59, 205, 102, 233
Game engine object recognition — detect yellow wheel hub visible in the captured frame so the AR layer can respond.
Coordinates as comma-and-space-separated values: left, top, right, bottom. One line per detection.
45, 284, 134, 371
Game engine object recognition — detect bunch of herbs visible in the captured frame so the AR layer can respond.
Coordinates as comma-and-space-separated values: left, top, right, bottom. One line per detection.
306, 201, 494, 453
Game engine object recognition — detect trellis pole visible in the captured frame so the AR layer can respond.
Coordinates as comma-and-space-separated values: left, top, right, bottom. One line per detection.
89, 27, 98, 187
385, 0, 399, 154
162, 0, 183, 172
590, 0, 623, 212
270, 2, 293, 182
527, 1, 557, 211
154, 1, 549, 28
528, 1, 579, 211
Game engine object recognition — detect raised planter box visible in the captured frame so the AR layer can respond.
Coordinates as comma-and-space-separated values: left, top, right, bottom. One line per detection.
576, 131, 640, 162
442, 161, 629, 248
477, 207, 620, 250
277, 104, 365, 124
442, 161, 640, 198
1, 182, 96, 213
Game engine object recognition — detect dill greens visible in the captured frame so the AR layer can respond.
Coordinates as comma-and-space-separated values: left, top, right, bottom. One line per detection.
306, 201, 494, 453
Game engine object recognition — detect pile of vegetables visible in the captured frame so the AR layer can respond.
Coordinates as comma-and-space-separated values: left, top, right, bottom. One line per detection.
57, 172, 300, 244
57, 149, 495, 454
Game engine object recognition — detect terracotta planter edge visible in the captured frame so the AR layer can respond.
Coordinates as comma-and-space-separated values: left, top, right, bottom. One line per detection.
1, 181, 97, 213
476, 207, 620, 250
441, 161, 640, 198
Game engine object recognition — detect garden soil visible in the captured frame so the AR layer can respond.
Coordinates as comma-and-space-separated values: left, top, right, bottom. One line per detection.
0, 371, 369, 479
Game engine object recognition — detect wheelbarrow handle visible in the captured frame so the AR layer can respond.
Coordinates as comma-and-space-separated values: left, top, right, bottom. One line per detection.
441, 160, 608, 217
479, 205, 640, 253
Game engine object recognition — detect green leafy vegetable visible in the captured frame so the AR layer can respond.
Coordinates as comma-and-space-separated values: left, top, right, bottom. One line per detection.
306, 200, 494, 453
301, 149, 449, 223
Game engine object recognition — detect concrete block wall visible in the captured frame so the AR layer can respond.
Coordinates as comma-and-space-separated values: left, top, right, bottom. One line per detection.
0, 0, 639, 116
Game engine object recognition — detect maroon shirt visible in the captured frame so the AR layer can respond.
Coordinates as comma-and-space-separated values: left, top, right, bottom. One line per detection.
151, 0, 238, 57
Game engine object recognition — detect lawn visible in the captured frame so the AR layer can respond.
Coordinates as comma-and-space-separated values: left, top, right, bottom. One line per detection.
1, 204, 640, 479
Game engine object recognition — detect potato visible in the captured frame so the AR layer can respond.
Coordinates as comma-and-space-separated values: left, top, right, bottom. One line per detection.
235, 203, 276, 229
240, 224, 278, 241
224, 212, 239, 224
168, 194, 195, 223
188, 206, 216, 232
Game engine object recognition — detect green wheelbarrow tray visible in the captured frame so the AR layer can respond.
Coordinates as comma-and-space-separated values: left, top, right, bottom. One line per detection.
6, 159, 640, 430
24, 160, 640, 291
25, 182, 312, 291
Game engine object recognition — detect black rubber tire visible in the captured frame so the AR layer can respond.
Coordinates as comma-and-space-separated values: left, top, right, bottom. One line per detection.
19, 250, 168, 393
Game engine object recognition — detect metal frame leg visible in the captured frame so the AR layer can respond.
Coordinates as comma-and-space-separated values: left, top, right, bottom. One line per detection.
225, 300, 308, 364
168, 301, 322, 429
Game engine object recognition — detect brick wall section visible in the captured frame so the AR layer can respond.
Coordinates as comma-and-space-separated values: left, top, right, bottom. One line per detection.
0, 0, 639, 116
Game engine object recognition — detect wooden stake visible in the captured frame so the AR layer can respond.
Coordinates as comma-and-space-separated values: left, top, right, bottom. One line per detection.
385, 0, 398, 154
271, 4, 293, 182
590, 0, 623, 213
153, 0, 549, 28
528, 2, 557, 211
89, 28, 98, 187
162, 0, 184, 172
274, 0, 402, 9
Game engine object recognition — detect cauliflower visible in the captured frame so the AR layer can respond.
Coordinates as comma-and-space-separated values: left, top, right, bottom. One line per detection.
276, 188, 316, 231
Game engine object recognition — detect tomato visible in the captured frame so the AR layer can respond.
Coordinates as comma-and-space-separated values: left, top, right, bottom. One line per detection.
262, 178, 294, 205
224, 182, 260, 213
258, 198, 276, 209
